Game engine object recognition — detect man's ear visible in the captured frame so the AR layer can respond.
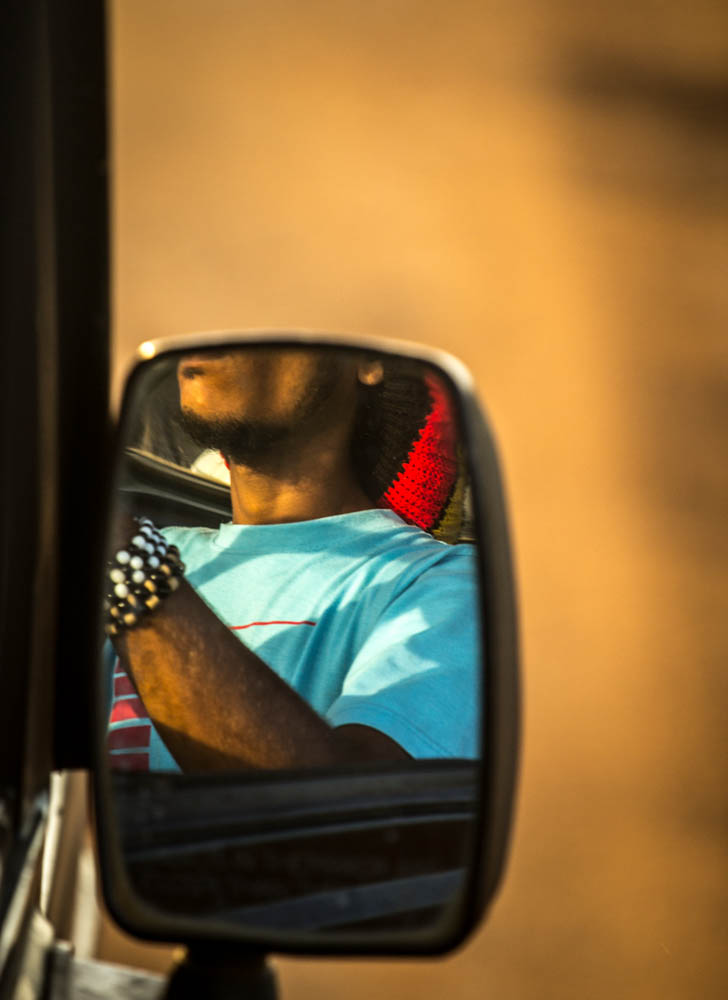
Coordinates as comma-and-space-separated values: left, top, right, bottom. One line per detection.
357, 360, 384, 386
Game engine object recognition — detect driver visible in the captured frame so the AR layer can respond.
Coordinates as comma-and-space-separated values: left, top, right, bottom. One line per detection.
106, 348, 479, 772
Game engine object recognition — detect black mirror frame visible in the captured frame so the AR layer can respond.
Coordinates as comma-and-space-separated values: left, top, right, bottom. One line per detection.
93, 330, 520, 957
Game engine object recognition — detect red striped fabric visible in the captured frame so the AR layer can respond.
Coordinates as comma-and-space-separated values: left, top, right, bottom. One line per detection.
110, 696, 147, 723
113, 674, 136, 697
107, 724, 151, 750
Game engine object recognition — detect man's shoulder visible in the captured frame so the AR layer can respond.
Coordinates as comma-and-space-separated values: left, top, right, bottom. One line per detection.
352, 515, 477, 604
379, 514, 476, 565
160, 524, 219, 556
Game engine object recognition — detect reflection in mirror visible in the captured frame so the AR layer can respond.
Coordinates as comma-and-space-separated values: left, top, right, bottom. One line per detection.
103, 342, 483, 934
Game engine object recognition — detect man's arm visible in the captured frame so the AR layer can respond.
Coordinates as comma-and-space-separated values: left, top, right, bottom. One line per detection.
113, 577, 410, 771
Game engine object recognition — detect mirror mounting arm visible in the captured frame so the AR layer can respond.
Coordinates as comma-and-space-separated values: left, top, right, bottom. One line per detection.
162, 948, 276, 1000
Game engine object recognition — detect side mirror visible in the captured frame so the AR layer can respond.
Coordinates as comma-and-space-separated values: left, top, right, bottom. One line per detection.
93, 331, 519, 956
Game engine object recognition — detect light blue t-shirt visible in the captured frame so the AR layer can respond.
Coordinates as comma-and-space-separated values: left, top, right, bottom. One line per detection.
108, 509, 480, 770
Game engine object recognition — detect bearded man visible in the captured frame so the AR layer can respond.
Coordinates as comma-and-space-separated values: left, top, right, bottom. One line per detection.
106, 347, 479, 772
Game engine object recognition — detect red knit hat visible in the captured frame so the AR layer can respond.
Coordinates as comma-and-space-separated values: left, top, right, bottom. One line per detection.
352, 366, 468, 543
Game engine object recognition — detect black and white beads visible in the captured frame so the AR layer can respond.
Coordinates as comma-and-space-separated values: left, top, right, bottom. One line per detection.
104, 517, 185, 636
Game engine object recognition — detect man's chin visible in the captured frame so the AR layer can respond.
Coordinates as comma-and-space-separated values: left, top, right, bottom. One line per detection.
177, 409, 289, 465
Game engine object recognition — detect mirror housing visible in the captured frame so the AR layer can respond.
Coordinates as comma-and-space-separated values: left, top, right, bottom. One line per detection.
93, 331, 519, 956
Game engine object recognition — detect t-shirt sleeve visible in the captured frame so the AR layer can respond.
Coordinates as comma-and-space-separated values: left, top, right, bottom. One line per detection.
325, 547, 481, 759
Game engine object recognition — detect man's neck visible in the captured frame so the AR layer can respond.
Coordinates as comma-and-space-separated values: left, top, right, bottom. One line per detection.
229, 470, 371, 524
228, 430, 371, 525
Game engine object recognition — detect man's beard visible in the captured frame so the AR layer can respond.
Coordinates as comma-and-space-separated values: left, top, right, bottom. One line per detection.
178, 410, 295, 466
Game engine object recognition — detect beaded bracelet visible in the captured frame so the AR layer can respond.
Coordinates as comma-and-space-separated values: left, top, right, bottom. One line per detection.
104, 517, 186, 637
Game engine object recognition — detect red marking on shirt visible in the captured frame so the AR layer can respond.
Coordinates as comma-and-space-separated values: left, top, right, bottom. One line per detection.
110, 753, 149, 772
107, 724, 151, 750
110, 697, 147, 722
114, 675, 136, 697
229, 620, 317, 630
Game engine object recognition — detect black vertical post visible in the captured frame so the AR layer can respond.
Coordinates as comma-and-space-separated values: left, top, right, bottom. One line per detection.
0, 0, 60, 839
48, 0, 110, 770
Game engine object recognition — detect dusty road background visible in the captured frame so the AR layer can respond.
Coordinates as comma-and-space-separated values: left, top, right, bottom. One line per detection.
103, 2, 727, 996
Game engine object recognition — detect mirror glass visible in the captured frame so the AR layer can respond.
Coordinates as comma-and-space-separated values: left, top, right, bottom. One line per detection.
102, 341, 483, 936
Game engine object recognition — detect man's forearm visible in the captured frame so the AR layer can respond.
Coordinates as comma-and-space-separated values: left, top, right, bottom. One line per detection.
113, 579, 407, 771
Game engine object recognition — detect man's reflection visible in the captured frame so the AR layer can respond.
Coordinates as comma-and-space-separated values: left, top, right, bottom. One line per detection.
107, 349, 479, 771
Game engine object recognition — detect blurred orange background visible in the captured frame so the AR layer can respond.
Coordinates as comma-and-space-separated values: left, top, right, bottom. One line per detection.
106, 2, 728, 997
